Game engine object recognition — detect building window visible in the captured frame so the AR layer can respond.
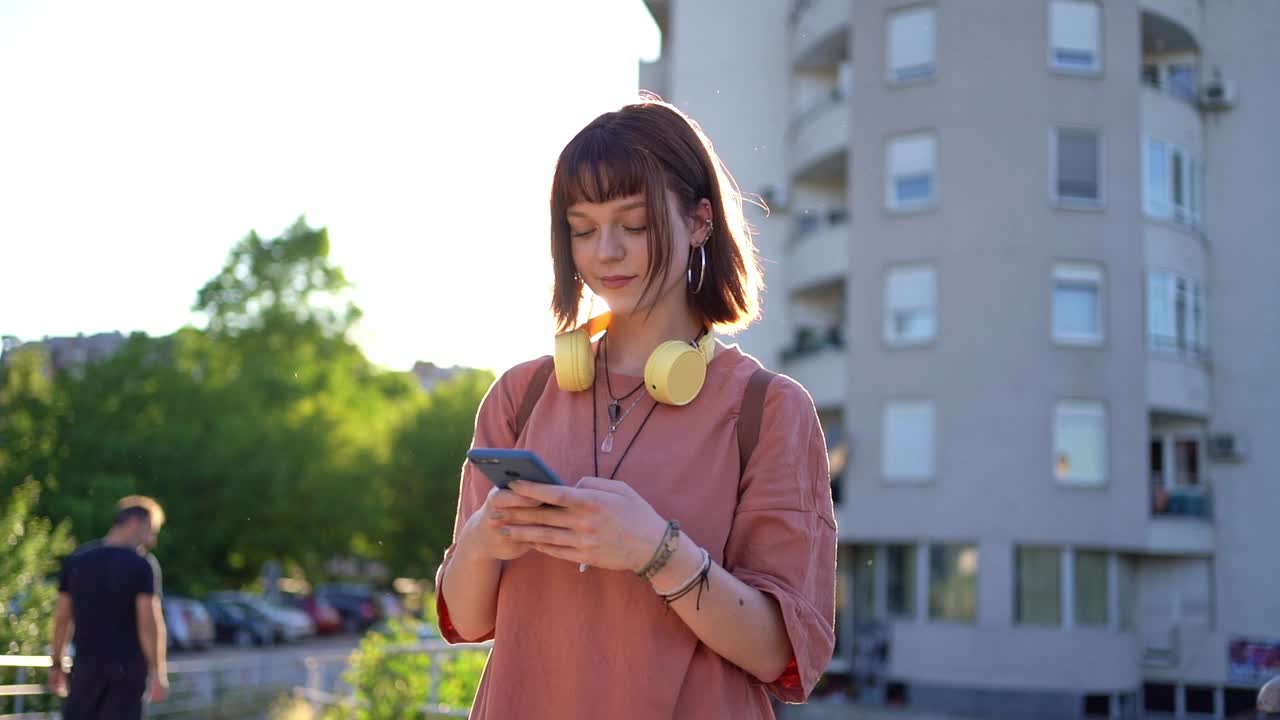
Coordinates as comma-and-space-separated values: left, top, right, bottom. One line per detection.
1143, 59, 1199, 103
883, 400, 935, 481
885, 265, 937, 345
1053, 263, 1103, 345
1015, 546, 1062, 625
1053, 127, 1101, 204
1054, 401, 1106, 485
929, 544, 977, 622
886, 133, 937, 210
887, 544, 917, 617
888, 6, 936, 83
1074, 550, 1109, 625
1151, 434, 1207, 515
1050, 0, 1101, 72
1144, 138, 1203, 228
1147, 272, 1208, 359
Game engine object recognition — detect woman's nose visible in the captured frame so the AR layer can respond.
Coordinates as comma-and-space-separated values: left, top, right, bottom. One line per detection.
596, 226, 625, 260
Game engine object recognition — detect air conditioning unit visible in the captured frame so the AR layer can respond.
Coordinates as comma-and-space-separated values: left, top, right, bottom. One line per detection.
1209, 433, 1247, 462
1199, 79, 1237, 110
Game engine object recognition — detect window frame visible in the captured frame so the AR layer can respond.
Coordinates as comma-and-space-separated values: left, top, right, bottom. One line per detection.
1053, 400, 1108, 486
1050, 125, 1104, 208
882, 399, 936, 482
1052, 262, 1104, 346
885, 264, 938, 346
887, 5, 937, 85
1048, 0, 1102, 75
885, 131, 938, 212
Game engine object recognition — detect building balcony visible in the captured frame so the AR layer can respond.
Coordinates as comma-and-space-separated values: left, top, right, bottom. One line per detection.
788, 209, 849, 293
1147, 485, 1214, 555
1141, 2, 1201, 56
1142, 85, 1202, 158
1148, 342, 1210, 418
790, 0, 850, 71
790, 93, 849, 184
781, 327, 846, 410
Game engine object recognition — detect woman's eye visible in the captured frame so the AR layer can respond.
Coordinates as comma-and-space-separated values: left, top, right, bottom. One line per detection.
571, 228, 595, 239
623, 225, 647, 234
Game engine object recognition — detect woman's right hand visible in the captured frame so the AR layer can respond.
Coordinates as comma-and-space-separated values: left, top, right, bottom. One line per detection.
461, 486, 543, 561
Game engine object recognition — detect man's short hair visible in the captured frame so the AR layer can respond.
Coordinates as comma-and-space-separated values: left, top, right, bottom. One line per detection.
114, 495, 165, 529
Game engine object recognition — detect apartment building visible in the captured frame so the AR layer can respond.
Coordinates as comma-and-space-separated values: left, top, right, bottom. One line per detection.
640, 1, 1279, 718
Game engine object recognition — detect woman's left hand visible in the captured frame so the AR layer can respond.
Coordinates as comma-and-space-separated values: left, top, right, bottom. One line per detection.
498, 477, 668, 572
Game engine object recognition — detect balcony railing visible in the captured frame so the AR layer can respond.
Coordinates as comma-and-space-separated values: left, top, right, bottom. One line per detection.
780, 325, 844, 364
793, 207, 849, 240
1151, 484, 1212, 519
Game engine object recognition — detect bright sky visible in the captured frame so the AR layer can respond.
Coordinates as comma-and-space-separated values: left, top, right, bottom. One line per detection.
0, 0, 659, 374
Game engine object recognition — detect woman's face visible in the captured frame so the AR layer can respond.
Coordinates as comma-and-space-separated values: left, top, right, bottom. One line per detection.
567, 189, 708, 318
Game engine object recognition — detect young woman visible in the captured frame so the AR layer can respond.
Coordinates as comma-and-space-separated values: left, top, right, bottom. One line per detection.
435, 98, 837, 719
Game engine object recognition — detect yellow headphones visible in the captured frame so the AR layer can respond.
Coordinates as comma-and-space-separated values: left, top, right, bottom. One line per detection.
553, 312, 717, 407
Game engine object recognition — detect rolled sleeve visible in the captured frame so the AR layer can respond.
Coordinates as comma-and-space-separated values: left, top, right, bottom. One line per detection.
725, 377, 838, 703
433, 358, 546, 644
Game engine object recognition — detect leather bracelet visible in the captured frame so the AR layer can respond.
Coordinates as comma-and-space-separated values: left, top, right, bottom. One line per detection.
655, 547, 710, 597
636, 519, 680, 579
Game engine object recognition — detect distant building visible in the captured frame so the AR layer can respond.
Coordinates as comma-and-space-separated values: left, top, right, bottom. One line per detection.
1, 332, 127, 374
644, 0, 1279, 717
410, 361, 471, 393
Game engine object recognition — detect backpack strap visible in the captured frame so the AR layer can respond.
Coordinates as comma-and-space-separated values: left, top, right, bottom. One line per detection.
513, 356, 555, 441
737, 367, 778, 482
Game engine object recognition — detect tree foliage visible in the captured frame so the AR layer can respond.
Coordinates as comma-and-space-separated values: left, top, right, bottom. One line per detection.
0, 216, 487, 597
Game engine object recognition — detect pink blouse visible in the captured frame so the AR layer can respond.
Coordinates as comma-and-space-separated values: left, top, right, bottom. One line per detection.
435, 344, 837, 719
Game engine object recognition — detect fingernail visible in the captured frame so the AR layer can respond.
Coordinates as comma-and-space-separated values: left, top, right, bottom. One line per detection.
508, 479, 523, 488
499, 527, 510, 536
490, 510, 504, 520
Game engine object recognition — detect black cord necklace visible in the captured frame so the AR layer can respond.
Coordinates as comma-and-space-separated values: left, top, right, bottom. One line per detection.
592, 346, 660, 480
602, 333, 647, 424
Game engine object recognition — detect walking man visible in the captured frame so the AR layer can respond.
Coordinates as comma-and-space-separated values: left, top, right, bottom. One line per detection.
50, 496, 169, 718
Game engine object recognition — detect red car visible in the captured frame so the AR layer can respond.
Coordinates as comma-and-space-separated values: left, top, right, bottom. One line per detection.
282, 593, 342, 635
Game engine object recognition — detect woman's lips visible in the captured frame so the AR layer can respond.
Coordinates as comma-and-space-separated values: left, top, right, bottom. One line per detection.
600, 275, 635, 290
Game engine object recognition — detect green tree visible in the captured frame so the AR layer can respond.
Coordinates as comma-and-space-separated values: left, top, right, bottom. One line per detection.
0, 346, 61, 494
0, 479, 74, 713
383, 370, 493, 580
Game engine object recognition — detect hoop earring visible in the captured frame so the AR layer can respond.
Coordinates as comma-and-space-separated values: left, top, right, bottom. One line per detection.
686, 244, 708, 295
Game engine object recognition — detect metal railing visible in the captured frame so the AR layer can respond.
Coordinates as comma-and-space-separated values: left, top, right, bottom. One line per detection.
291, 640, 489, 718
2, 647, 347, 718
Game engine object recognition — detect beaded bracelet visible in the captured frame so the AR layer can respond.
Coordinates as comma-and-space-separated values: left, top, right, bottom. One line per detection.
636, 519, 680, 579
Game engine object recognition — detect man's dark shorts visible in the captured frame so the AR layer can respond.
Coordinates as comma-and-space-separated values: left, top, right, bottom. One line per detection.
61, 659, 147, 720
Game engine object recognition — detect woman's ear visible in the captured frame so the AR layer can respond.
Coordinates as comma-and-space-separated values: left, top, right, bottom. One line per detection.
691, 198, 713, 247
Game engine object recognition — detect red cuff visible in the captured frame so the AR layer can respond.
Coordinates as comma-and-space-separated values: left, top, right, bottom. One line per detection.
435, 573, 494, 644
776, 655, 801, 690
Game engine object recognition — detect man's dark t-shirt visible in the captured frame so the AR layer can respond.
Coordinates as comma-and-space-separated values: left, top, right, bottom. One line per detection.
58, 542, 156, 666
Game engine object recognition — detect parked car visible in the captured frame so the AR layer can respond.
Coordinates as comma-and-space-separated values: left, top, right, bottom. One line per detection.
314, 583, 382, 633
205, 597, 273, 647
281, 592, 342, 635
163, 595, 214, 651
234, 595, 315, 642
208, 591, 313, 643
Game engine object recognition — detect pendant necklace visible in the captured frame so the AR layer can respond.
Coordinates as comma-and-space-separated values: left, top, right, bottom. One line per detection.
600, 333, 647, 453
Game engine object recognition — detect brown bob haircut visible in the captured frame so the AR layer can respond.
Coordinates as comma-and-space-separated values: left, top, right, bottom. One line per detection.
549, 97, 763, 334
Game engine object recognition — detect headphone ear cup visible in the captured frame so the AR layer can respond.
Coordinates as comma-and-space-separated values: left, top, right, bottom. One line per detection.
644, 340, 708, 406
554, 328, 595, 392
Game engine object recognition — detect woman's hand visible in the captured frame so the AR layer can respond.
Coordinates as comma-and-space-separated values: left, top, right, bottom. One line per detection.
498, 477, 669, 572
461, 486, 544, 561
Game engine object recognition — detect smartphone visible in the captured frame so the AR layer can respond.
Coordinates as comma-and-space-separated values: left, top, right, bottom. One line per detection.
467, 448, 564, 490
